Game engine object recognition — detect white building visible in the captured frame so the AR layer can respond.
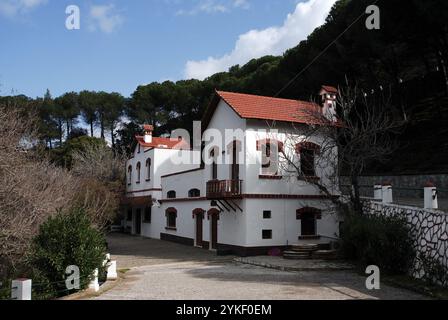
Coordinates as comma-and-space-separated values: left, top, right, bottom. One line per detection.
122, 86, 341, 256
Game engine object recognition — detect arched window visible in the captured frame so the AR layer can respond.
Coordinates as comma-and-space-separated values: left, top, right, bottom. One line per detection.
165, 208, 177, 230
188, 189, 201, 198
136, 162, 141, 183
210, 148, 218, 180
127, 165, 132, 185
146, 158, 151, 181
296, 142, 320, 177
257, 139, 283, 175
167, 190, 176, 199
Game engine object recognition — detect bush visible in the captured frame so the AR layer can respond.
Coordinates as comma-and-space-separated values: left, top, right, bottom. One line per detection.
28, 207, 107, 298
341, 213, 415, 275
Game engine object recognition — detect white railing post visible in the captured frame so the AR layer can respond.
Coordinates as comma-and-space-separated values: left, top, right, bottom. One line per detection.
382, 183, 393, 204
424, 182, 438, 210
88, 269, 99, 292
374, 184, 382, 201
107, 261, 118, 280
11, 279, 32, 300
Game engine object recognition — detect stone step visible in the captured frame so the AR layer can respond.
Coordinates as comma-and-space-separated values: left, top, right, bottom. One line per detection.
312, 250, 339, 260
283, 251, 312, 260
290, 244, 319, 252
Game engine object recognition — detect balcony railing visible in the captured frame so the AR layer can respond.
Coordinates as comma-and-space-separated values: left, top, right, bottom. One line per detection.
206, 180, 243, 200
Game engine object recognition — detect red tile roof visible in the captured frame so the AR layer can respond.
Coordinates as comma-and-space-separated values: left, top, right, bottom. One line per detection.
135, 136, 189, 150
321, 85, 338, 94
215, 91, 325, 125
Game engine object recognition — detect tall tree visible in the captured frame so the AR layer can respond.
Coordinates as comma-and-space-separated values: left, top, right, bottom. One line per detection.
103, 92, 125, 149
56, 92, 79, 139
78, 91, 98, 137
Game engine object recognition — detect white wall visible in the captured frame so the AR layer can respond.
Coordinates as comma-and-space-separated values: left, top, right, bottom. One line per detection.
244, 199, 340, 247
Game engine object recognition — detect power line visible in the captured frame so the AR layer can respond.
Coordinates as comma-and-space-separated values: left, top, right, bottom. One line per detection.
274, 0, 380, 98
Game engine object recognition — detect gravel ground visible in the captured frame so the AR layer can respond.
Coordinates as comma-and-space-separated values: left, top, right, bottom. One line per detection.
94, 233, 429, 300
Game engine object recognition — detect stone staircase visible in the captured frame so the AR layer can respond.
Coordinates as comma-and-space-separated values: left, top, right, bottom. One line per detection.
283, 243, 338, 260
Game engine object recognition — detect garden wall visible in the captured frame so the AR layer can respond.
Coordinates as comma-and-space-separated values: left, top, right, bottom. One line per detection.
362, 200, 448, 287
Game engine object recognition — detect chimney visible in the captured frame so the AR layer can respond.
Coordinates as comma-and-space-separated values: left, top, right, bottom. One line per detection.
143, 125, 154, 144
319, 85, 338, 122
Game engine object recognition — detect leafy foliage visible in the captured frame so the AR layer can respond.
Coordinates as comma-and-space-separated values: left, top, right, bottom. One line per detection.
341, 213, 416, 275
28, 207, 107, 298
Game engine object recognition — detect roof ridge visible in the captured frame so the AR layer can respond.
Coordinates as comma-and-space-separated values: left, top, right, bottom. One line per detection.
216, 90, 316, 105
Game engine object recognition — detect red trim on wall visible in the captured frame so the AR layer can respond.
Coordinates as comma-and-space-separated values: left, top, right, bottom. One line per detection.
161, 197, 207, 203
295, 142, 321, 154
126, 188, 162, 195
256, 139, 284, 152
207, 208, 220, 220
242, 194, 337, 200
161, 166, 205, 179
259, 175, 283, 180
192, 208, 205, 219
296, 207, 322, 219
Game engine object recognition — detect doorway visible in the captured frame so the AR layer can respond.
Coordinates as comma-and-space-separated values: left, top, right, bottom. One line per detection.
196, 213, 203, 247
135, 209, 142, 235
210, 214, 218, 250
301, 212, 316, 236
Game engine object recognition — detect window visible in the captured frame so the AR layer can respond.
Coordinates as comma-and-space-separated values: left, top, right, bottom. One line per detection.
263, 210, 271, 219
144, 206, 152, 223
296, 142, 320, 177
262, 230, 272, 239
188, 189, 201, 198
127, 165, 132, 185
210, 149, 218, 180
146, 158, 151, 181
300, 149, 315, 176
136, 162, 141, 183
257, 140, 283, 176
166, 208, 177, 229
127, 209, 132, 221
167, 190, 176, 199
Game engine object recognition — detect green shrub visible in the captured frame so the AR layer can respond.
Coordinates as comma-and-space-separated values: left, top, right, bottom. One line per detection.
341, 213, 415, 275
28, 207, 107, 298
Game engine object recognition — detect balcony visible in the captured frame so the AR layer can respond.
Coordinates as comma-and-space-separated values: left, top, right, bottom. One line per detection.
206, 180, 243, 200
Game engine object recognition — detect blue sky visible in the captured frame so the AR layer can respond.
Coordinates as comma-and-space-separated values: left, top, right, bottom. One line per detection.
0, 0, 336, 98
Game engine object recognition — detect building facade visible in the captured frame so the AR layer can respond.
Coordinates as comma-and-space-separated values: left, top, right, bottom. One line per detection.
122, 86, 341, 256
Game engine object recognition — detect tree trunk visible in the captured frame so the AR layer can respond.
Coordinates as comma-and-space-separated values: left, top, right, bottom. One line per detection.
100, 116, 105, 139
110, 123, 115, 149
58, 120, 63, 145
66, 120, 70, 139
90, 120, 94, 137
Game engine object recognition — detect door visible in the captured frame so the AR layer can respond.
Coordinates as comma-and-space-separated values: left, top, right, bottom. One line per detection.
231, 141, 240, 181
196, 214, 203, 247
301, 212, 316, 236
135, 209, 142, 235
211, 215, 218, 250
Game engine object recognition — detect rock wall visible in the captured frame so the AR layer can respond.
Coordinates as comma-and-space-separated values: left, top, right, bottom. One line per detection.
362, 200, 448, 287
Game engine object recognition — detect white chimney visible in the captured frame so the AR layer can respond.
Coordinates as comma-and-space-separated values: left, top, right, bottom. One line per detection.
143, 125, 153, 144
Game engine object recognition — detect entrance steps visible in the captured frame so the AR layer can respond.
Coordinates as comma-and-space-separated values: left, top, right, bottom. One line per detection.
283, 243, 338, 260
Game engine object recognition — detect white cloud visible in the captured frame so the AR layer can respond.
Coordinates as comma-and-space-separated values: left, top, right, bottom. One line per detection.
176, 0, 249, 16
184, 0, 336, 80
89, 4, 124, 34
233, 0, 249, 9
0, 0, 47, 17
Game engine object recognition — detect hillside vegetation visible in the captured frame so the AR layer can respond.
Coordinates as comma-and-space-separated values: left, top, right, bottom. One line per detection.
2, 0, 447, 174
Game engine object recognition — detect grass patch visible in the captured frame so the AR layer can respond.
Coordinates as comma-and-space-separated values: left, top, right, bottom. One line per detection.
383, 275, 448, 300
